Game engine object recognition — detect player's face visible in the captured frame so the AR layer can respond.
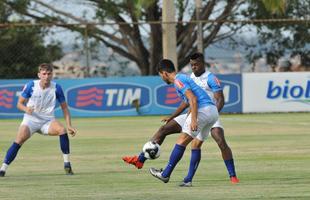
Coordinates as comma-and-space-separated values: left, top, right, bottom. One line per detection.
190, 59, 205, 77
159, 71, 171, 84
38, 69, 53, 85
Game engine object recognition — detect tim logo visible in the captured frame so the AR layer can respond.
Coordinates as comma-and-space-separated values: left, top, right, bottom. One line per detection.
266, 80, 310, 104
156, 85, 181, 108
0, 85, 23, 114
67, 84, 150, 111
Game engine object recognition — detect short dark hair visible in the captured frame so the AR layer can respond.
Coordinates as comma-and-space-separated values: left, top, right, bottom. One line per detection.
190, 52, 204, 62
157, 59, 176, 73
38, 63, 54, 72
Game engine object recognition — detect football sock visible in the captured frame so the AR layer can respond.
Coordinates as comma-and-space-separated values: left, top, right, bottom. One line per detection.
184, 149, 201, 183
63, 154, 70, 163
138, 152, 147, 163
162, 144, 185, 178
59, 133, 70, 154
0, 163, 8, 172
224, 159, 237, 177
3, 142, 21, 165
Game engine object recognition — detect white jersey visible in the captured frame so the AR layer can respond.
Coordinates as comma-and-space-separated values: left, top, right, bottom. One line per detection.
190, 71, 222, 102
21, 80, 65, 122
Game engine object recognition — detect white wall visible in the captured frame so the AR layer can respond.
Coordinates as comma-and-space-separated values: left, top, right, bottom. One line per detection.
243, 72, 310, 112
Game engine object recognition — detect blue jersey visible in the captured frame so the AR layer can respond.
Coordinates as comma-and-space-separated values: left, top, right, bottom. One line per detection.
174, 74, 214, 108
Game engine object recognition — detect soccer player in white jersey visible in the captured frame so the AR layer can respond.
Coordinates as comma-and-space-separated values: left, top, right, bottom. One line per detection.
0, 63, 76, 177
123, 53, 239, 185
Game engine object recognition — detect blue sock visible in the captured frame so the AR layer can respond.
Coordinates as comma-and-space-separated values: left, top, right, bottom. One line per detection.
184, 149, 201, 183
4, 142, 21, 165
162, 144, 186, 178
224, 159, 237, 177
138, 152, 147, 163
59, 134, 70, 154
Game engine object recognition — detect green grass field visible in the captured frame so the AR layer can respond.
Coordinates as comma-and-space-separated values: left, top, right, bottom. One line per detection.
0, 113, 309, 200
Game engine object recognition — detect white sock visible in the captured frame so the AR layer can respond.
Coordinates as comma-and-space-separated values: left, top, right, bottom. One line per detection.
0, 163, 8, 171
63, 154, 70, 163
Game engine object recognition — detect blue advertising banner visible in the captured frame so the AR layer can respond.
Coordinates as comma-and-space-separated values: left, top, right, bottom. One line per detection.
0, 75, 242, 118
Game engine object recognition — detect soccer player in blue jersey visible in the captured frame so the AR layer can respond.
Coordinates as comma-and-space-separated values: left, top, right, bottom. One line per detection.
0, 63, 76, 177
148, 59, 219, 185
123, 53, 239, 185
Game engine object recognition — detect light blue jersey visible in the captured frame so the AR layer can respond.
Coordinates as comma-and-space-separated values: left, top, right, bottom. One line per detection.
174, 74, 214, 108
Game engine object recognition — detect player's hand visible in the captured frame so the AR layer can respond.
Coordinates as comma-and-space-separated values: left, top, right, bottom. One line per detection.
67, 126, 77, 137
161, 116, 172, 123
25, 106, 34, 115
190, 121, 198, 132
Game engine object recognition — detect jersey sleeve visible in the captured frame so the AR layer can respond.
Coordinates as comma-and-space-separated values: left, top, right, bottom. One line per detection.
174, 75, 191, 94
55, 84, 66, 104
21, 81, 34, 99
207, 73, 222, 92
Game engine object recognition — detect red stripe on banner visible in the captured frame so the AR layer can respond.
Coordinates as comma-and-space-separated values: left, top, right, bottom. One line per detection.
76, 99, 102, 107
0, 89, 14, 96
0, 96, 13, 103
77, 93, 103, 101
167, 87, 176, 92
165, 98, 181, 104
78, 87, 104, 95
166, 93, 178, 98
0, 101, 13, 108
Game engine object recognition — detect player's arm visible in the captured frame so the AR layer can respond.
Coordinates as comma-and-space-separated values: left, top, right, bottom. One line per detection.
60, 102, 76, 136
162, 101, 189, 123
17, 96, 33, 114
56, 84, 76, 136
18, 81, 34, 114
184, 89, 198, 131
214, 90, 225, 112
207, 73, 224, 112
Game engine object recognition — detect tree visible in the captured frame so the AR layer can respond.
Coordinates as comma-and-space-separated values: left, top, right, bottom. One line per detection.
246, 0, 310, 70
0, 2, 63, 78
4, 0, 246, 75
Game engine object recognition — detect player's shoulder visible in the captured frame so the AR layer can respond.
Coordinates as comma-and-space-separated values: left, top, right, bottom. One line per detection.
22, 80, 35, 90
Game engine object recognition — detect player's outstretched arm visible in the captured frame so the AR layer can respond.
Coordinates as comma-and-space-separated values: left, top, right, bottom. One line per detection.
60, 102, 76, 136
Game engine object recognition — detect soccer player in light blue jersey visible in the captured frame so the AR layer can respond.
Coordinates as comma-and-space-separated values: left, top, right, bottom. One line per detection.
123, 53, 239, 185
149, 59, 218, 186
0, 63, 76, 177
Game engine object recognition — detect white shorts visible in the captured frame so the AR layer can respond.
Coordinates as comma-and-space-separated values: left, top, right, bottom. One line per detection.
20, 117, 54, 136
174, 105, 219, 141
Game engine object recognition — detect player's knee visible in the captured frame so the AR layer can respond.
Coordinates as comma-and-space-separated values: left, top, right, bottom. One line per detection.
58, 127, 66, 135
158, 125, 171, 136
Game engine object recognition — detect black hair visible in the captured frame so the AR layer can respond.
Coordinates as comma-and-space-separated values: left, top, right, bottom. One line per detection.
190, 52, 204, 62
157, 59, 176, 73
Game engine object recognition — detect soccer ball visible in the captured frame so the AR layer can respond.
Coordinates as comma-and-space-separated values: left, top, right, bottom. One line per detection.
142, 141, 161, 160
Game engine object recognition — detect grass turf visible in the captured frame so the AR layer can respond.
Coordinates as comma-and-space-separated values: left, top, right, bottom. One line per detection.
0, 113, 309, 200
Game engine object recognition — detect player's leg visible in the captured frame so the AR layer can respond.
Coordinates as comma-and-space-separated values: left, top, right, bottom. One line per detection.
0, 125, 31, 177
122, 117, 183, 169
46, 120, 73, 175
179, 106, 219, 186
179, 138, 203, 187
211, 126, 239, 183
151, 119, 182, 145
150, 133, 192, 183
